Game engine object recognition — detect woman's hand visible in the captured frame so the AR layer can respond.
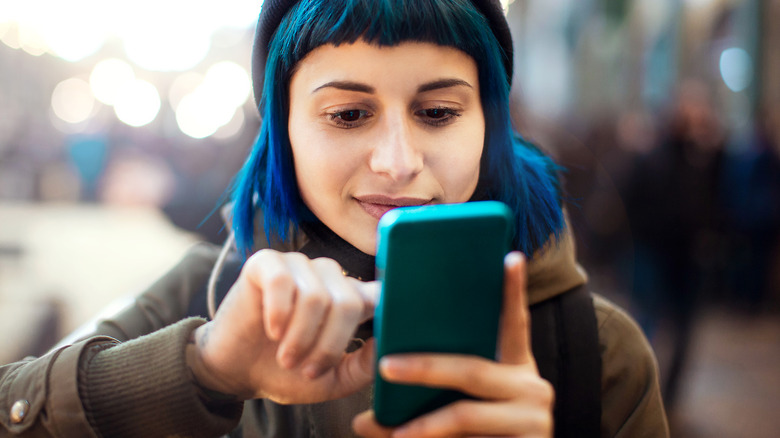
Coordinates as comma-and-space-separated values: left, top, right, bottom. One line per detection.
353, 252, 554, 437
186, 249, 379, 404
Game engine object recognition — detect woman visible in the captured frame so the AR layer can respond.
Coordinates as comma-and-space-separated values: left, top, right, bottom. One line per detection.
0, 1, 668, 437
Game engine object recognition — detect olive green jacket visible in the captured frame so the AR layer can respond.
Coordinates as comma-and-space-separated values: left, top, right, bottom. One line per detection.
0, 227, 669, 437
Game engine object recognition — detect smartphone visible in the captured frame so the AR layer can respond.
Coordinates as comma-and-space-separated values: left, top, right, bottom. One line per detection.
373, 200, 514, 427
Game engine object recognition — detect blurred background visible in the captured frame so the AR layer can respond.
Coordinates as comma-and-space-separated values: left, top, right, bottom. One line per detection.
0, 0, 778, 436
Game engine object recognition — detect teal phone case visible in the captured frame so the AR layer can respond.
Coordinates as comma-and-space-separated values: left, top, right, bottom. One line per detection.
373, 201, 513, 426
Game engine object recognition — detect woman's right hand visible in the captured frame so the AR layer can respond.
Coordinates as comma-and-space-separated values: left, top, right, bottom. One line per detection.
185, 249, 379, 404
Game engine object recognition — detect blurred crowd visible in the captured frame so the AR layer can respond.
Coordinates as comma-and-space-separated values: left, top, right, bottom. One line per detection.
542, 79, 780, 409
560, 80, 780, 312
0, 104, 259, 245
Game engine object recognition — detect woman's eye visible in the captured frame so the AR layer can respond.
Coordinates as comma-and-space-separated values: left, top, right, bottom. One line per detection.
416, 107, 461, 126
423, 108, 448, 119
329, 109, 370, 127
337, 110, 363, 122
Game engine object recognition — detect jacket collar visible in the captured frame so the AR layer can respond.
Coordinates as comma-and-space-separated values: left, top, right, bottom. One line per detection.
525, 221, 588, 305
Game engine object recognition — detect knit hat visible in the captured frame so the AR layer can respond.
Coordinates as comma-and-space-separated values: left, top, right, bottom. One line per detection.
250, 0, 514, 109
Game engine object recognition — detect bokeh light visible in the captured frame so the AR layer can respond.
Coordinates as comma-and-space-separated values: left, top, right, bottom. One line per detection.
720, 47, 753, 93
203, 61, 251, 109
113, 0, 260, 72
51, 78, 95, 124
174, 61, 251, 138
500, 0, 516, 14
90, 59, 136, 105
18, 25, 48, 56
175, 93, 224, 139
1, 23, 21, 49
168, 72, 205, 110
41, 24, 106, 62
122, 24, 212, 72
213, 107, 246, 140
1, 0, 261, 67
0, 19, 9, 40
6, 1, 109, 61
113, 79, 161, 127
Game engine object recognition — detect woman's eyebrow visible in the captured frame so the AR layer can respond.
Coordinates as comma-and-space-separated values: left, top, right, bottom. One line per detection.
313, 81, 375, 94
312, 78, 473, 95
417, 78, 473, 93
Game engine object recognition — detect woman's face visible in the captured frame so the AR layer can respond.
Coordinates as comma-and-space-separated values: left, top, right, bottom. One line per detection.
288, 41, 485, 255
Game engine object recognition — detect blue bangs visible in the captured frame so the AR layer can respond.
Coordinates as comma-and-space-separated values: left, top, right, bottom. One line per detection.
273, 0, 501, 72
231, 0, 564, 257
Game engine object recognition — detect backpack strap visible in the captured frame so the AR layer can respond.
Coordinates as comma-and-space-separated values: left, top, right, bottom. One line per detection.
530, 284, 602, 438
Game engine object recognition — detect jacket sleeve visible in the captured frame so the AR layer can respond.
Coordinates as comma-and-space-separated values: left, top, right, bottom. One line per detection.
594, 295, 670, 438
81, 317, 243, 437
1, 337, 116, 437
1, 243, 243, 437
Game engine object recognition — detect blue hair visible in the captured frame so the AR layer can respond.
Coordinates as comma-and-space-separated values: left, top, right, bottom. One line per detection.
232, 0, 564, 257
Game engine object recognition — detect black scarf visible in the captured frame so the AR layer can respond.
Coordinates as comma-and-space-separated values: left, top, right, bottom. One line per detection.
298, 221, 376, 282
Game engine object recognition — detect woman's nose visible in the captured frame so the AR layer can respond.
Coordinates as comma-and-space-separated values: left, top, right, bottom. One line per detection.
368, 114, 424, 182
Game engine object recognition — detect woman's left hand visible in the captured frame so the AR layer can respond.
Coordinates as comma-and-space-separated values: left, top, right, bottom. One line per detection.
352, 252, 554, 438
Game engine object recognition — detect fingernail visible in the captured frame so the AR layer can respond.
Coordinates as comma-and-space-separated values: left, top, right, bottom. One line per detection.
505, 251, 525, 267
378, 356, 403, 378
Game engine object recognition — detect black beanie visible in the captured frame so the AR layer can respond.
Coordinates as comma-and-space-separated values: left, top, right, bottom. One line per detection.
250, 0, 514, 109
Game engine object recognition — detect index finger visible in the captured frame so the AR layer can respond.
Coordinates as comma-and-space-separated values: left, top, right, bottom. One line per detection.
243, 249, 297, 341
351, 279, 380, 321
498, 252, 534, 366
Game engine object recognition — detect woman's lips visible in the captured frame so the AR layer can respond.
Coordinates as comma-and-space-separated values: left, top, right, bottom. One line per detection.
354, 195, 432, 220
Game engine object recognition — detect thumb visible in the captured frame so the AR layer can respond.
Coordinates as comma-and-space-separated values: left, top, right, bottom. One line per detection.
330, 338, 377, 399
498, 252, 535, 366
